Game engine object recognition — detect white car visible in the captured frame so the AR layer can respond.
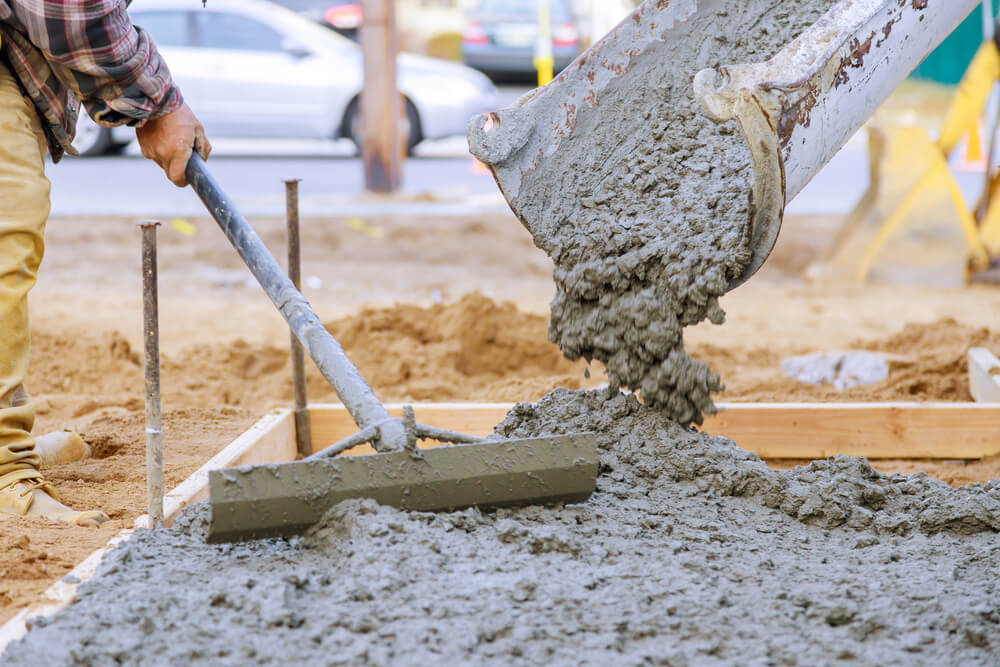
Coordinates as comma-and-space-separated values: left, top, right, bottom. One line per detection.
73, 0, 499, 156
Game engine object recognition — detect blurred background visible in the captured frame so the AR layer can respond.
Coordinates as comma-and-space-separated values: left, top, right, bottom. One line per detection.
56, 0, 1000, 292
71, 0, 640, 158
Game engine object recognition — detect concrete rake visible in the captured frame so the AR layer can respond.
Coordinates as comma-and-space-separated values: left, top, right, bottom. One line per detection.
184, 154, 598, 542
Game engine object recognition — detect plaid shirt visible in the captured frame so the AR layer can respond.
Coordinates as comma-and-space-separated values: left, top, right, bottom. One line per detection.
0, 0, 182, 161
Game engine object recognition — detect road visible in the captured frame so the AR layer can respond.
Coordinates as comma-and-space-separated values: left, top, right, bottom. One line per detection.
49, 141, 508, 218
46, 91, 985, 219
49, 135, 878, 218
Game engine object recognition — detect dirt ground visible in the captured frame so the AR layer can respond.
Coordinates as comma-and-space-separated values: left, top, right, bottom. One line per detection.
3, 210, 1000, 625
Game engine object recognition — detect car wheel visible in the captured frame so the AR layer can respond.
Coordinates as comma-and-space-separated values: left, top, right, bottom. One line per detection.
72, 112, 120, 157
344, 97, 421, 156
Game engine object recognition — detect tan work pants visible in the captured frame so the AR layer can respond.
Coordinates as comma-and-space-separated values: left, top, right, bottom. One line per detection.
0, 59, 51, 491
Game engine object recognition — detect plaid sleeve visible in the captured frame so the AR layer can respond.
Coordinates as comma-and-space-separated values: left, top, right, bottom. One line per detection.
9, 0, 183, 126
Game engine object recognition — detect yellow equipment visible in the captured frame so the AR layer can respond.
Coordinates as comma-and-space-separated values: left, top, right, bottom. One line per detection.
823, 38, 1000, 283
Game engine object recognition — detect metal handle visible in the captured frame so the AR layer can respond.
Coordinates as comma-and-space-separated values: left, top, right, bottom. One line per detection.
184, 153, 407, 450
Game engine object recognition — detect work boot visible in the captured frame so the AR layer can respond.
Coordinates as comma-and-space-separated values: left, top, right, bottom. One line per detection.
0, 478, 109, 527
34, 430, 91, 467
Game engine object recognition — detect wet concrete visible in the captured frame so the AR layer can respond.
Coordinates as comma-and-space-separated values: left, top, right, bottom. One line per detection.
7, 389, 1000, 665
473, 1, 836, 424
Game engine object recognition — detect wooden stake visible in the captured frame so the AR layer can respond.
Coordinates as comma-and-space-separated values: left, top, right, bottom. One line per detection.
360, 0, 402, 193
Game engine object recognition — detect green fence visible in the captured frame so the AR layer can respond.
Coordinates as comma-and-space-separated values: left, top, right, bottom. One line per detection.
911, 4, 995, 85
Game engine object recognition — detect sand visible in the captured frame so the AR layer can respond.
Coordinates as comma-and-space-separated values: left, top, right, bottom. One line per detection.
693, 317, 1000, 403
6, 388, 1000, 665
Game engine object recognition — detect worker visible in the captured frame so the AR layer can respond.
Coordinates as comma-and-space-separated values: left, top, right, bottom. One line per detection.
0, 1, 210, 526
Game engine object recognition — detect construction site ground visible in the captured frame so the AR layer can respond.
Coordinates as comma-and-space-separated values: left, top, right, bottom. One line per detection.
3, 210, 1000, 626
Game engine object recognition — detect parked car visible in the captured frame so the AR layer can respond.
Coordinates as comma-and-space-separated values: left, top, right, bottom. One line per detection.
461, 0, 581, 77
272, 0, 362, 41
73, 0, 498, 156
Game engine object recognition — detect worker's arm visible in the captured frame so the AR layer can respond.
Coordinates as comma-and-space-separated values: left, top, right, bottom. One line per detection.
7, 0, 209, 186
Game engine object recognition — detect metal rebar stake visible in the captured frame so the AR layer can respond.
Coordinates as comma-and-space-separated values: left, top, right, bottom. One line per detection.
139, 221, 163, 527
284, 179, 312, 457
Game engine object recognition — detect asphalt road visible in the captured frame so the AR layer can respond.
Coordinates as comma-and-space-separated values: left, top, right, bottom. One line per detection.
46, 96, 984, 220
49, 143, 507, 218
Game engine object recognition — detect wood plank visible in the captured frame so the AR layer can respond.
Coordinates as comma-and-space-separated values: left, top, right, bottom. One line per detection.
309, 402, 1000, 460
705, 403, 1000, 459
969, 347, 1000, 403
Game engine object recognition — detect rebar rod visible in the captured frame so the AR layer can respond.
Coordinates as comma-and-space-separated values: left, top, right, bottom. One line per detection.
284, 178, 312, 457
139, 221, 163, 527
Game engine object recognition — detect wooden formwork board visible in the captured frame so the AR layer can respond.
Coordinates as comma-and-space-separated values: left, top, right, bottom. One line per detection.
312, 402, 1000, 460
4, 399, 999, 654
706, 403, 1000, 459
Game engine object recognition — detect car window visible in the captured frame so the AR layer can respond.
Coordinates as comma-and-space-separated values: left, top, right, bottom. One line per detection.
194, 11, 285, 52
132, 11, 192, 47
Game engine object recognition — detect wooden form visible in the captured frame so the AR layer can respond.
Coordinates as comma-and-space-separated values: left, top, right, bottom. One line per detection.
4, 399, 999, 654
969, 347, 1000, 403
310, 402, 1000, 460
706, 403, 1000, 459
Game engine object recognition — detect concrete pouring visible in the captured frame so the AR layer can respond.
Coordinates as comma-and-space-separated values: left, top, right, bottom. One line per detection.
471, 0, 836, 424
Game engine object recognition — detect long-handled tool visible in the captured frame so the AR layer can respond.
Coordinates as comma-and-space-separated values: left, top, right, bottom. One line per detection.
184, 154, 597, 542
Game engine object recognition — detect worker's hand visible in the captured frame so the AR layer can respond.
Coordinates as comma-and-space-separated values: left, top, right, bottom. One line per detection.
136, 103, 211, 187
